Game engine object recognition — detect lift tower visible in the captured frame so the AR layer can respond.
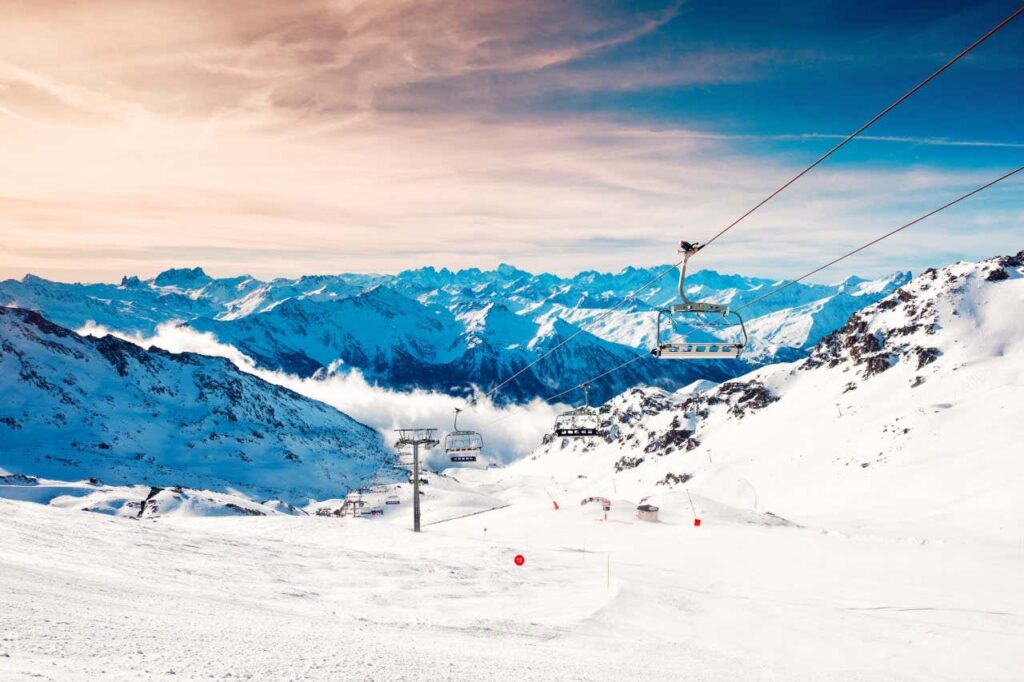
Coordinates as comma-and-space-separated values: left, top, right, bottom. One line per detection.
394, 428, 438, 532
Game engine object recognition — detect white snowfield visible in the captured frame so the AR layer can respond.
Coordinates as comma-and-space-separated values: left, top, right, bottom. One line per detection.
1, 253, 1022, 680
2, 478, 1022, 682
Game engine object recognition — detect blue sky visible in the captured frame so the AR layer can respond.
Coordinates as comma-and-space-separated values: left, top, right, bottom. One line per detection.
0, 0, 1020, 282
572, 1, 1022, 161
507, 1, 1022, 170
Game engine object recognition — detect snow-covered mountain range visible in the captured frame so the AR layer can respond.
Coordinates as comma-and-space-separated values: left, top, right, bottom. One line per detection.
0, 264, 909, 403
1, 253, 1020, 682
0, 307, 391, 502
521, 251, 1024, 542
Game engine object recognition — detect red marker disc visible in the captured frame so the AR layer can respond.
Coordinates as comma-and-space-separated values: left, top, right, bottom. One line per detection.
514, 554, 525, 566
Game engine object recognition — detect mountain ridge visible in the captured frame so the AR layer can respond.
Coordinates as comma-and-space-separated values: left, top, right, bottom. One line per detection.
1, 263, 911, 402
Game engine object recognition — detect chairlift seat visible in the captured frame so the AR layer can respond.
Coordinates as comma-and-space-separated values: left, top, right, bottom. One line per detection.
670, 301, 729, 315
553, 406, 601, 438
652, 342, 742, 359
555, 426, 600, 437
449, 454, 478, 462
444, 409, 485, 466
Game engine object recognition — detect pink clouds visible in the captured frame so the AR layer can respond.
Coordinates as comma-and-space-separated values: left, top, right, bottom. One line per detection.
0, 1, 687, 122
0, 1, 1017, 282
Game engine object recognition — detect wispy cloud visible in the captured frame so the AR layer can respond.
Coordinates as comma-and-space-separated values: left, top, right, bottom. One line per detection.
773, 133, 1024, 149
0, 1, 1019, 283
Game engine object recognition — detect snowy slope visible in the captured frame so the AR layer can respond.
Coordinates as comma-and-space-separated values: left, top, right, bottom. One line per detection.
0, 264, 908, 400
3, 464, 1022, 680
521, 251, 1024, 542
0, 307, 391, 502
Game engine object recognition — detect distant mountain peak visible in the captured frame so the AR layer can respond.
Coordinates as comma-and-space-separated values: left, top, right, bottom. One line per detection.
153, 267, 212, 288
120, 275, 144, 289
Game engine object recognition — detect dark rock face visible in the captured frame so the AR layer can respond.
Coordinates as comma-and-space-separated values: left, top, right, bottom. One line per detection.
4, 308, 74, 339
679, 380, 778, 421
225, 503, 266, 516
718, 381, 780, 418
997, 250, 1024, 268
0, 473, 38, 485
614, 456, 645, 472
804, 315, 889, 377
644, 428, 699, 454
656, 472, 693, 486
802, 276, 943, 381
914, 347, 941, 370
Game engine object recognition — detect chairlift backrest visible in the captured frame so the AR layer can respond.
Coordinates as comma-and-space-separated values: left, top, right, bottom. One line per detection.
445, 430, 483, 452
443, 407, 485, 464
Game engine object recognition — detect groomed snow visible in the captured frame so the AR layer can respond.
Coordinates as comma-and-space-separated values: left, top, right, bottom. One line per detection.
1, 474, 1021, 681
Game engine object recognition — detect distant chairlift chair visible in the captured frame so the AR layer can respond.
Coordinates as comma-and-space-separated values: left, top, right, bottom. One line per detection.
651, 240, 748, 360
445, 407, 484, 464
553, 382, 601, 438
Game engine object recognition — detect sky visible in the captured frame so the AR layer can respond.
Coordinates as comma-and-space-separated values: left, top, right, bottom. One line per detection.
0, 0, 1021, 283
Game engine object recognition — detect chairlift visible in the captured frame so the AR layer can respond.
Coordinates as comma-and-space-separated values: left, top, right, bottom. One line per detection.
651, 240, 748, 360
553, 382, 601, 437
385, 493, 401, 505
444, 407, 483, 464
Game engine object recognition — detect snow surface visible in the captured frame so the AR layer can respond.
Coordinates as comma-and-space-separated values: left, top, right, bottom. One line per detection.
1, 472, 1022, 681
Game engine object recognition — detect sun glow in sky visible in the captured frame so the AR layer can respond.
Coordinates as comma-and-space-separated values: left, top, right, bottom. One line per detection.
1, 0, 1021, 282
